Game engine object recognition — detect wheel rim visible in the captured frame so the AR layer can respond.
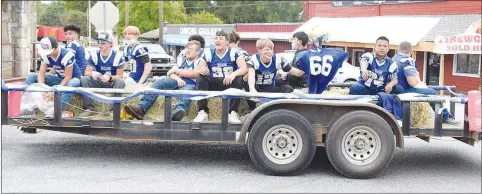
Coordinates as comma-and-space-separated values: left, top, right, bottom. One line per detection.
341, 126, 381, 165
262, 125, 303, 165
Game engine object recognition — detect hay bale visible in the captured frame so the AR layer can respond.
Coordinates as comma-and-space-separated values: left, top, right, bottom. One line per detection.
43, 83, 435, 127
410, 102, 434, 128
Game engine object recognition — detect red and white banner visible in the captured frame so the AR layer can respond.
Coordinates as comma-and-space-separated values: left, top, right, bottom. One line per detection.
433, 20, 481, 54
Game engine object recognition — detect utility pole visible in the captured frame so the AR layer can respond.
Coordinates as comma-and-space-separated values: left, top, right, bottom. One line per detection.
88, 0, 91, 46
159, 1, 163, 47
125, 0, 129, 26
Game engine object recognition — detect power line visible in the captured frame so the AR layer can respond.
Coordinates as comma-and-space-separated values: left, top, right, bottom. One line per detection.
184, 1, 294, 9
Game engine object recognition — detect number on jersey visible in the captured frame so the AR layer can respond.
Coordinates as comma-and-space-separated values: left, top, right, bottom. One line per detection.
129, 59, 137, 73
256, 73, 275, 85
309, 55, 333, 76
211, 66, 234, 77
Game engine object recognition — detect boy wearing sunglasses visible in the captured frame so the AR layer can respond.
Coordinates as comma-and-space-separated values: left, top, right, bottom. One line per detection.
79, 32, 126, 117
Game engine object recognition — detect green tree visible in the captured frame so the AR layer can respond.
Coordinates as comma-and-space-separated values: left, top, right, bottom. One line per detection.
59, 10, 89, 37
36, 1, 65, 26
187, 11, 224, 24
116, 1, 187, 36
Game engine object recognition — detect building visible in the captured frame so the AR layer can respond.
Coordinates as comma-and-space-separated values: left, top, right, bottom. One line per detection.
235, 23, 301, 54
140, 23, 298, 56
301, 0, 481, 92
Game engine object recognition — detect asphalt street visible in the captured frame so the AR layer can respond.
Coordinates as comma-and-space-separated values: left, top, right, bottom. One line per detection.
1, 125, 480, 193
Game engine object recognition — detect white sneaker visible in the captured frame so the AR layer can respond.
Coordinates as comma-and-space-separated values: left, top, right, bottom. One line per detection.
193, 110, 209, 122
228, 111, 241, 124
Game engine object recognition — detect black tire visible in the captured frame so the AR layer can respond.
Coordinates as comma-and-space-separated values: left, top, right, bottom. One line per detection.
248, 109, 316, 176
325, 110, 395, 179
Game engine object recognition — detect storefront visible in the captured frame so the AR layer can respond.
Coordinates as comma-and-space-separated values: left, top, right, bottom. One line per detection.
235, 23, 302, 54
162, 24, 235, 58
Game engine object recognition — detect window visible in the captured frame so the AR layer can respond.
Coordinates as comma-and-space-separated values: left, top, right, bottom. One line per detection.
352, 49, 365, 67
326, 46, 344, 51
453, 54, 481, 77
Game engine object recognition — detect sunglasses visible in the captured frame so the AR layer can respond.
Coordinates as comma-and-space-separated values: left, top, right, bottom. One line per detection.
98, 40, 111, 45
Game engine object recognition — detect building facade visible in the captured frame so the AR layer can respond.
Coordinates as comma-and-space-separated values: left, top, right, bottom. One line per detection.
303, 0, 482, 92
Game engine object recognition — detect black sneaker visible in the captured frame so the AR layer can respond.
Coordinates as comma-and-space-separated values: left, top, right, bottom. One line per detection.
172, 109, 185, 121
124, 105, 145, 120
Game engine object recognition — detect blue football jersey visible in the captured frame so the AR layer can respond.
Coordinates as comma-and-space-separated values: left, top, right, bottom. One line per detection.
176, 48, 205, 67
88, 50, 125, 76
40, 48, 81, 78
359, 53, 398, 89
395, 56, 417, 90
202, 48, 240, 78
65, 41, 87, 75
250, 53, 287, 87
297, 48, 349, 94
124, 43, 149, 83
178, 58, 200, 85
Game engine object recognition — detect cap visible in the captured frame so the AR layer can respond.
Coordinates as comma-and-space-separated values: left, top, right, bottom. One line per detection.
398, 41, 413, 54
38, 36, 58, 56
96, 32, 113, 43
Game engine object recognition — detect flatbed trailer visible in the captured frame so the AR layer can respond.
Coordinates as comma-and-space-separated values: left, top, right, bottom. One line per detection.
1, 84, 480, 179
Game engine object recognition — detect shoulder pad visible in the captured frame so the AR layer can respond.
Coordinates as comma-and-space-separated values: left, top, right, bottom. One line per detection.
91, 51, 99, 65
275, 54, 283, 69
61, 50, 76, 66
250, 54, 260, 70
229, 48, 237, 61
204, 48, 214, 63
113, 51, 123, 67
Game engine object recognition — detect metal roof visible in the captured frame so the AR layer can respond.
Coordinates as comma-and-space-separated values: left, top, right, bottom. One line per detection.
294, 16, 441, 46
421, 14, 482, 42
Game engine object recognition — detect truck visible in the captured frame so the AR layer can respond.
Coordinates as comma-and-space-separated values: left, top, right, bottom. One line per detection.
1, 83, 480, 179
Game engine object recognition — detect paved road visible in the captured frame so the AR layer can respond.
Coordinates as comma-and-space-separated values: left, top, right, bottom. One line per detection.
1, 126, 481, 193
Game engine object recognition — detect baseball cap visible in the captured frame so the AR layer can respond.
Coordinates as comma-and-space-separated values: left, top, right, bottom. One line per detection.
96, 32, 113, 44
38, 36, 58, 56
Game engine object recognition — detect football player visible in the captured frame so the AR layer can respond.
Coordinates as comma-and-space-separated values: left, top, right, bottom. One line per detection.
349, 36, 403, 95
79, 32, 126, 118
293, 26, 349, 94
64, 24, 87, 76
245, 38, 303, 110
122, 26, 152, 85
23, 36, 81, 116
192, 30, 248, 123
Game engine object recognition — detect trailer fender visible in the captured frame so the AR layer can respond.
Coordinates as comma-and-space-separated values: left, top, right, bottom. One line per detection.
237, 99, 403, 148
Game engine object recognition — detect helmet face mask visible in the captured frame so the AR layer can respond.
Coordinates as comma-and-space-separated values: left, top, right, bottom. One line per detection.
308, 26, 330, 49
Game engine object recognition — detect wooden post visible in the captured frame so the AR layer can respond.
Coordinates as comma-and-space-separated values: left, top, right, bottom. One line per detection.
439, 54, 445, 95
125, 0, 129, 27
159, 1, 163, 46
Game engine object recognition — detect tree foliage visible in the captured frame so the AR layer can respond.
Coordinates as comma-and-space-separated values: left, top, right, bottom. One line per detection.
36, 1, 65, 27
187, 11, 224, 24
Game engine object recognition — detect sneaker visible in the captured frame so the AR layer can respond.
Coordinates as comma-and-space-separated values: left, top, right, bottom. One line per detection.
45, 114, 54, 118
79, 110, 95, 118
20, 109, 35, 118
228, 111, 241, 124
172, 109, 185, 121
193, 110, 208, 122
124, 105, 145, 120
443, 118, 460, 125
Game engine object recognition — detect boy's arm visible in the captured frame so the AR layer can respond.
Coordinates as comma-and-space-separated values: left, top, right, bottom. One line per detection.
38, 63, 48, 84
60, 66, 73, 86
247, 67, 257, 92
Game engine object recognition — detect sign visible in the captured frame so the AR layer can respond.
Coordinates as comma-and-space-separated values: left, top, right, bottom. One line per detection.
433, 34, 481, 54
180, 27, 223, 36
165, 25, 235, 36
89, 1, 119, 32
434, 20, 482, 54
331, 0, 443, 7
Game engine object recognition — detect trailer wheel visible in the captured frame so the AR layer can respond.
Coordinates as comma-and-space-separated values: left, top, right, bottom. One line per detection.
325, 110, 395, 179
248, 109, 316, 176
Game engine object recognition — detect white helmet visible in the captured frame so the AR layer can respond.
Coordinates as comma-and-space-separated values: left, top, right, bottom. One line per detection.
307, 25, 330, 49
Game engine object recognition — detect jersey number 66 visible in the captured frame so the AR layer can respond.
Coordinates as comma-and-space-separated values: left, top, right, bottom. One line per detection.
309, 55, 333, 76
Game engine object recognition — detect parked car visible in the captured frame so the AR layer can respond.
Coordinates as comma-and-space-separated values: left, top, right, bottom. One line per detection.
143, 43, 174, 76
277, 50, 360, 84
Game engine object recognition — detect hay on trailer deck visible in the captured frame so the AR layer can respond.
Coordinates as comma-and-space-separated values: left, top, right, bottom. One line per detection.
36, 85, 434, 128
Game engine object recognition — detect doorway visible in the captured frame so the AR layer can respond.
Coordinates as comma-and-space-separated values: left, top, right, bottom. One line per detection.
425, 52, 441, 86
